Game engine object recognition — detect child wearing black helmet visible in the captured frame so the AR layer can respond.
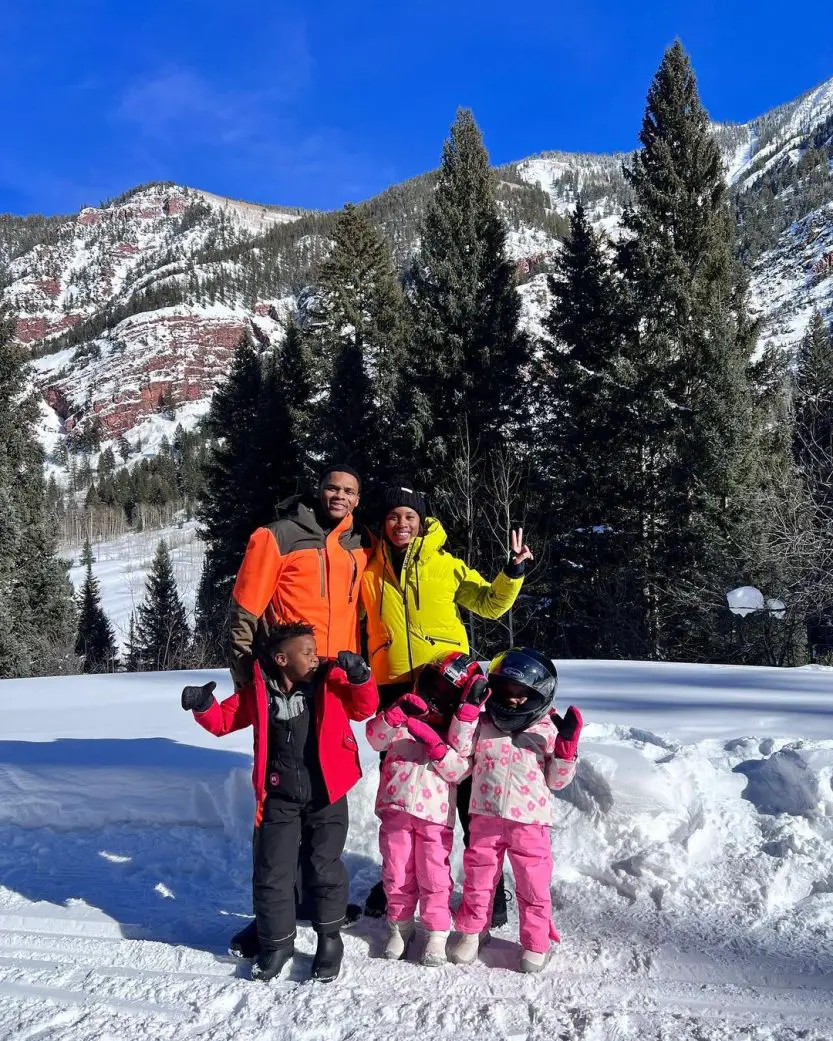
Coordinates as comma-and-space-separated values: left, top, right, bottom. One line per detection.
447, 647, 582, 973
366, 651, 486, 966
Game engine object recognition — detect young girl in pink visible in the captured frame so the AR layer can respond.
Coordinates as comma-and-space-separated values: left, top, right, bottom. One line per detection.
448, 647, 582, 973
366, 652, 485, 966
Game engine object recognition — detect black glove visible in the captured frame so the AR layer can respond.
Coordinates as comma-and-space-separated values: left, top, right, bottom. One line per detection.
181, 681, 216, 713
462, 675, 490, 707
551, 706, 581, 741
336, 651, 371, 685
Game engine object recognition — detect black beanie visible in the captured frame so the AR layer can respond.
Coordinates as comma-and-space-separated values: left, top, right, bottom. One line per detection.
382, 484, 427, 525
318, 462, 362, 491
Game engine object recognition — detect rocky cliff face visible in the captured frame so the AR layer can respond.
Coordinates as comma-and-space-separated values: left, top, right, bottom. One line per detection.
6, 184, 298, 449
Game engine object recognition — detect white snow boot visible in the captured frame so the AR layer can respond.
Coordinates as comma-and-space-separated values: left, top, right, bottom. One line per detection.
421, 929, 450, 967
384, 918, 415, 960
519, 948, 550, 973
449, 930, 489, 965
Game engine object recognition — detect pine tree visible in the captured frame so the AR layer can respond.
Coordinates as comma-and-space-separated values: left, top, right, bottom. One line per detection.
195, 328, 313, 655
615, 41, 768, 661
134, 539, 190, 670
125, 611, 139, 672
74, 542, 117, 673
0, 306, 76, 678
410, 109, 530, 481
793, 311, 833, 507
80, 535, 94, 569
538, 201, 632, 656
267, 317, 315, 499
117, 435, 131, 462
309, 204, 409, 484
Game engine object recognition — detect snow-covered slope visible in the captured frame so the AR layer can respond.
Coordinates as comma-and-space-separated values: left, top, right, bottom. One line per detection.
65, 520, 204, 652
3, 663, 833, 1039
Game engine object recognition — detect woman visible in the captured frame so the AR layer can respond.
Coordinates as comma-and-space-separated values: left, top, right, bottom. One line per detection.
361, 484, 532, 923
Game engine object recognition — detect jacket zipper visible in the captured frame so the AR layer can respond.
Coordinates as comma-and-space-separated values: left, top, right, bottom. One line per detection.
370, 639, 392, 660
317, 548, 326, 598
423, 634, 462, 647
403, 578, 415, 681
500, 741, 512, 816
286, 714, 308, 803
409, 762, 427, 815
348, 554, 357, 604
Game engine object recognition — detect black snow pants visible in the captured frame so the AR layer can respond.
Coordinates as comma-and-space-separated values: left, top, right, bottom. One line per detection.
253, 792, 349, 949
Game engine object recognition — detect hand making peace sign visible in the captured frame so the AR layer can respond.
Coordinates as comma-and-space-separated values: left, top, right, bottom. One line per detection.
510, 527, 533, 566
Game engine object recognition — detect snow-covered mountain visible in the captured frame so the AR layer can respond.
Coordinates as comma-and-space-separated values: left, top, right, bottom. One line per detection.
3, 75, 833, 460
514, 76, 833, 357
7, 184, 301, 448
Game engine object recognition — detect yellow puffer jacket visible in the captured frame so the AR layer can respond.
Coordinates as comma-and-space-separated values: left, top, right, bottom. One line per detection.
361, 518, 524, 687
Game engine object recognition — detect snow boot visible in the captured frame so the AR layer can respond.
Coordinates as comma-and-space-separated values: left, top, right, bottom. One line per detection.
421, 929, 450, 967
251, 941, 294, 982
363, 880, 387, 919
228, 920, 259, 960
343, 903, 362, 929
311, 931, 344, 983
490, 878, 510, 928
519, 949, 550, 974
449, 931, 489, 966
384, 918, 415, 960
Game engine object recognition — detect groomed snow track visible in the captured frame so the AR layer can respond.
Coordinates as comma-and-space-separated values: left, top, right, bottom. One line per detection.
3, 907, 833, 1041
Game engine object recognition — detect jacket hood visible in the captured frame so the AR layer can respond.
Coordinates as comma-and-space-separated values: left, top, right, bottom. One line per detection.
275, 494, 352, 537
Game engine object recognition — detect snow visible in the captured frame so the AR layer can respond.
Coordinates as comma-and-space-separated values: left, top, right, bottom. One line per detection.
66, 521, 205, 652
3, 661, 833, 1038
504, 226, 560, 263
749, 201, 833, 357
723, 126, 757, 185
191, 189, 303, 233
517, 274, 553, 343
118, 397, 212, 460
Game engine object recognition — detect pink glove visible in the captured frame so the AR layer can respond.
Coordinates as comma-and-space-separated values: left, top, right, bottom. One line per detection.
384, 693, 428, 728
406, 718, 448, 761
456, 675, 490, 722
552, 706, 583, 761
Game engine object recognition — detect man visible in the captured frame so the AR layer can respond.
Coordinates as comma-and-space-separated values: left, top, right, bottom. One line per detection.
226, 464, 374, 959
229, 465, 373, 690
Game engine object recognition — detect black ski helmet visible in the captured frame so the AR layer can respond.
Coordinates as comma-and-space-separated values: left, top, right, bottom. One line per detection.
485, 647, 557, 733
415, 651, 483, 726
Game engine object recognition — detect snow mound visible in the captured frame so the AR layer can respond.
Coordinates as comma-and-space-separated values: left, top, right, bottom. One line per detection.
3, 665, 833, 1038
734, 745, 833, 817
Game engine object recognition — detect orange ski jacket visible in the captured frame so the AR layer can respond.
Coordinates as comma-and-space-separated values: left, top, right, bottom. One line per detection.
229, 496, 374, 689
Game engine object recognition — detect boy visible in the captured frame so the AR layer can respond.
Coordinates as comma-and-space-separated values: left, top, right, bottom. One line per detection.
181, 622, 378, 982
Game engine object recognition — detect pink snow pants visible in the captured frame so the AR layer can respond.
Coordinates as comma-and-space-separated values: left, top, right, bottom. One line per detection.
456, 814, 554, 953
378, 809, 454, 931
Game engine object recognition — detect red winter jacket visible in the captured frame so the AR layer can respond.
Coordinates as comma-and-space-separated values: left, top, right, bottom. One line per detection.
192, 662, 378, 825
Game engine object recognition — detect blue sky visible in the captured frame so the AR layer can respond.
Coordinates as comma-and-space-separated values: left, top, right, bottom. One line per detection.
1, 0, 831, 216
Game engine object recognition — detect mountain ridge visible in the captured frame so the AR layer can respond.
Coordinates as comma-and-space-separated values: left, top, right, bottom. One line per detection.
3, 72, 832, 461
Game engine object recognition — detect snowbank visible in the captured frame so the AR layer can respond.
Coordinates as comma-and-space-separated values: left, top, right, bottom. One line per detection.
3, 663, 833, 1039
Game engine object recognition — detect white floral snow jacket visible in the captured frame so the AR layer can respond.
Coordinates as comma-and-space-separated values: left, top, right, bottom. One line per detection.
366, 713, 473, 827
448, 713, 577, 826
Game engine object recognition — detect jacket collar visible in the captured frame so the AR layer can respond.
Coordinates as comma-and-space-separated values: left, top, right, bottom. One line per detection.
276, 494, 354, 540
